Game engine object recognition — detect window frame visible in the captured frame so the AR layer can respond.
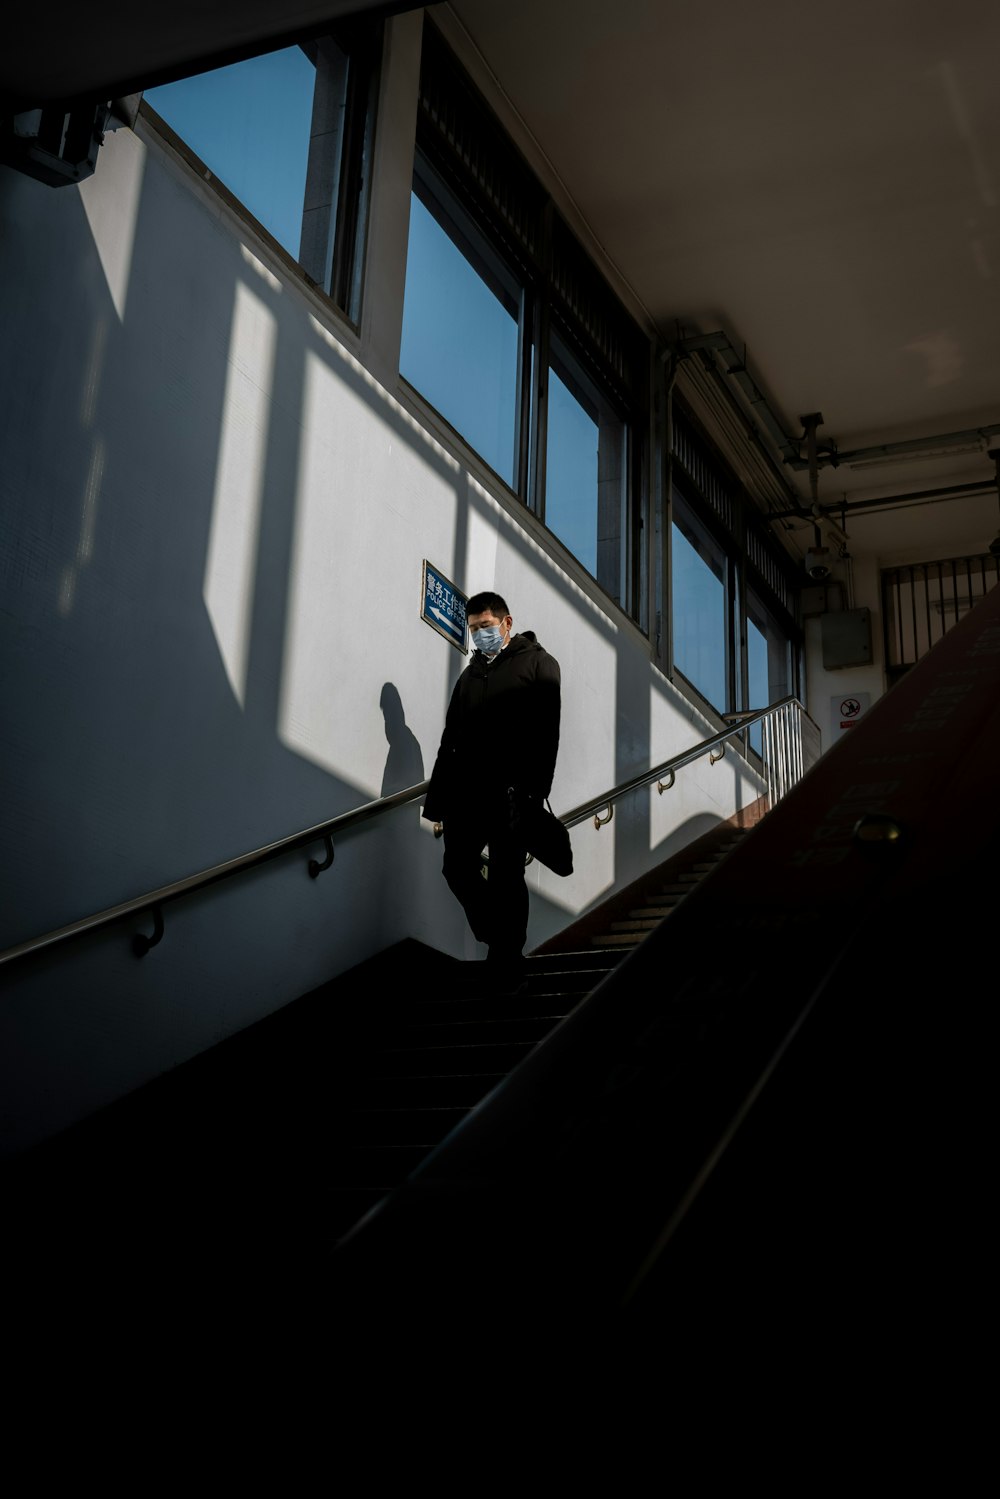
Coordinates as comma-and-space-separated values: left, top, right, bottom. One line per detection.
668, 398, 803, 733
406, 18, 650, 630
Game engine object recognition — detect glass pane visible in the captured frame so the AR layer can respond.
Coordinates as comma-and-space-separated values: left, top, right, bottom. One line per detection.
145, 48, 316, 262
747, 615, 769, 754
671, 511, 726, 711
545, 338, 626, 602
546, 361, 597, 576
400, 189, 519, 488
746, 591, 792, 753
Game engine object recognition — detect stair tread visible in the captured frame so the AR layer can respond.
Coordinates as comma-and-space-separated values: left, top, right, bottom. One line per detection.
353, 1041, 538, 1074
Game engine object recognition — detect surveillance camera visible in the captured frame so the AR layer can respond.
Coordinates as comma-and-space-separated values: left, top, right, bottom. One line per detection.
804, 546, 832, 580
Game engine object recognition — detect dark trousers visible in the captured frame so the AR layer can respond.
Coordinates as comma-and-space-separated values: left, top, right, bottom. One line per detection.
441, 794, 529, 960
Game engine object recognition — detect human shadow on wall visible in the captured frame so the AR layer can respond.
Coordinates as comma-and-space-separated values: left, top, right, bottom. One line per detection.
379, 682, 425, 797
376, 681, 439, 952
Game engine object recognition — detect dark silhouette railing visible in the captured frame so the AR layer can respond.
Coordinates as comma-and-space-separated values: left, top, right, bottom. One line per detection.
0, 696, 816, 969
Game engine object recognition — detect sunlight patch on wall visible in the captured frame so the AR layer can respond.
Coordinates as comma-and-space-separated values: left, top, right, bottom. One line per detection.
203, 280, 276, 706
278, 346, 473, 793
279, 350, 385, 785
78, 129, 145, 323
239, 242, 283, 294
58, 436, 104, 616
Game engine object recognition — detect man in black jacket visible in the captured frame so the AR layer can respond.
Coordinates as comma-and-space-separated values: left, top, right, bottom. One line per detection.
423, 590, 561, 985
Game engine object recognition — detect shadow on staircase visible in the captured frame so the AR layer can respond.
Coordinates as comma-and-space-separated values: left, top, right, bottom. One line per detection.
2, 813, 750, 1336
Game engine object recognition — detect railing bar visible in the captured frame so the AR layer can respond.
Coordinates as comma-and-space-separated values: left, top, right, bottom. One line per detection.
0, 780, 431, 967
560, 695, 806, 828
892, 571, 903, 667
4, 699, 817, 968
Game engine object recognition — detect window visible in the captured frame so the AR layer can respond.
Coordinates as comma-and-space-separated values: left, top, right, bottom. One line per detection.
401, 166, 522, 487
746, 590, 792, 753
672, 494, 729, 712
544, 334, 629, 605
400, 20, 648, 629
670, 403, 801, 734
145, 49, 316, 261
143, 21, 381, 324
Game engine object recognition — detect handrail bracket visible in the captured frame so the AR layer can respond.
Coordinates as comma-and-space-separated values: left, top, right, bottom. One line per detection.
132, 903, 164, 958
309, 835, 335, 878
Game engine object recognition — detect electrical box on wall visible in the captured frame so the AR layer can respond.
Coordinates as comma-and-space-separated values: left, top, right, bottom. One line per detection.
821, 606, 873, 669
801, 580, 844, 618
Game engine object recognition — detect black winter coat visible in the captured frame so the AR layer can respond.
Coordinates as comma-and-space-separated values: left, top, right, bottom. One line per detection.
422, 632, 561, 822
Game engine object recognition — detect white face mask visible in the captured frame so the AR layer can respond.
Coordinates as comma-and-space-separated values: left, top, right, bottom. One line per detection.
471, 625, 504, 656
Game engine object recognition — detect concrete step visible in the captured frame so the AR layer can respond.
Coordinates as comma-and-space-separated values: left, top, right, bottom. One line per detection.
335, 1104, 470, 1148
389, 1013, 568, 1047
400, 992, 584, 1025
325, 1144, 429, 1189
354, 1040, 539, 1075
339, 1071, 507, 1107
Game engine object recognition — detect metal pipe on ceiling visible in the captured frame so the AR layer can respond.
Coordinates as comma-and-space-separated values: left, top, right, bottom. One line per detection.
768, 478, 997, 522
674, 327, 1000, 476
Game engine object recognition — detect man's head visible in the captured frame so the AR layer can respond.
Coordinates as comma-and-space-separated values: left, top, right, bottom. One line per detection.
466, 591, 510, 623
466, 591, 512, 657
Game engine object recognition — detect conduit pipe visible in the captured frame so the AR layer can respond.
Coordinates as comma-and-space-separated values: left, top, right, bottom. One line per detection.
673, 328, 1000, 474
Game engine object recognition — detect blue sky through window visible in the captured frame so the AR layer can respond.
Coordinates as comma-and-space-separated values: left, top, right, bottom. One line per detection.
144, 48, 316, 261
545, 366, 598, 576
400, 193, 519, 487
748, 616, 768, 751
672, 523, 726, 710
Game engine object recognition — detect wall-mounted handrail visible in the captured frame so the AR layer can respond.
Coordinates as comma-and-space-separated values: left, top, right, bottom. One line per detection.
0, 780, 430, 970
558, 695, 813, 830
0, 696, 816, 971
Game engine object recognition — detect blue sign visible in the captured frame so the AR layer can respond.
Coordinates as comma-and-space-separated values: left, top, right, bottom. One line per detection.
421, 560, 468, 651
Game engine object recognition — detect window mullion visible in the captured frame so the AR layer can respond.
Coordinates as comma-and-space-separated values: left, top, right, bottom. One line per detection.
528, 202, 553, 521
514, 286, 533, 501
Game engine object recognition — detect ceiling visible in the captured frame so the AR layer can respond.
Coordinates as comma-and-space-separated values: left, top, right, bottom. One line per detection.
6, 0, 1000, 560
444, 0, 1000, 559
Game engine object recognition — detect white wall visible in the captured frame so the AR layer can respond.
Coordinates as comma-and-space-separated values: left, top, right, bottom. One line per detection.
0, 96, 766, 1152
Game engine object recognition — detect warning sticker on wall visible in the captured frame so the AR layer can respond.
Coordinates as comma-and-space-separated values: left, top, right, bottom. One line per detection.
831, 692, 871, 736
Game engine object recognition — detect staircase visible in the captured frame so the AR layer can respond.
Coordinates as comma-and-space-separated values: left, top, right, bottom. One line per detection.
325, 946, 620, 1240
326, 817, 754, 1240
534, 817, 752, 955
3, 815, 755, 1271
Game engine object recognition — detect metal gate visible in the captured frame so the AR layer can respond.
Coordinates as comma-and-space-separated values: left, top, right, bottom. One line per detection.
882, 553, 1000, 684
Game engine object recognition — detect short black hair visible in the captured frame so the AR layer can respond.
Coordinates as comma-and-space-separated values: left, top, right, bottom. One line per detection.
466, 591, 510, 620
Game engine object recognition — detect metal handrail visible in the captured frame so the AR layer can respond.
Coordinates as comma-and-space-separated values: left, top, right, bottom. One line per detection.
0, 695, 813, 970
559, 694, 811, 830
0, 780, 431, 969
